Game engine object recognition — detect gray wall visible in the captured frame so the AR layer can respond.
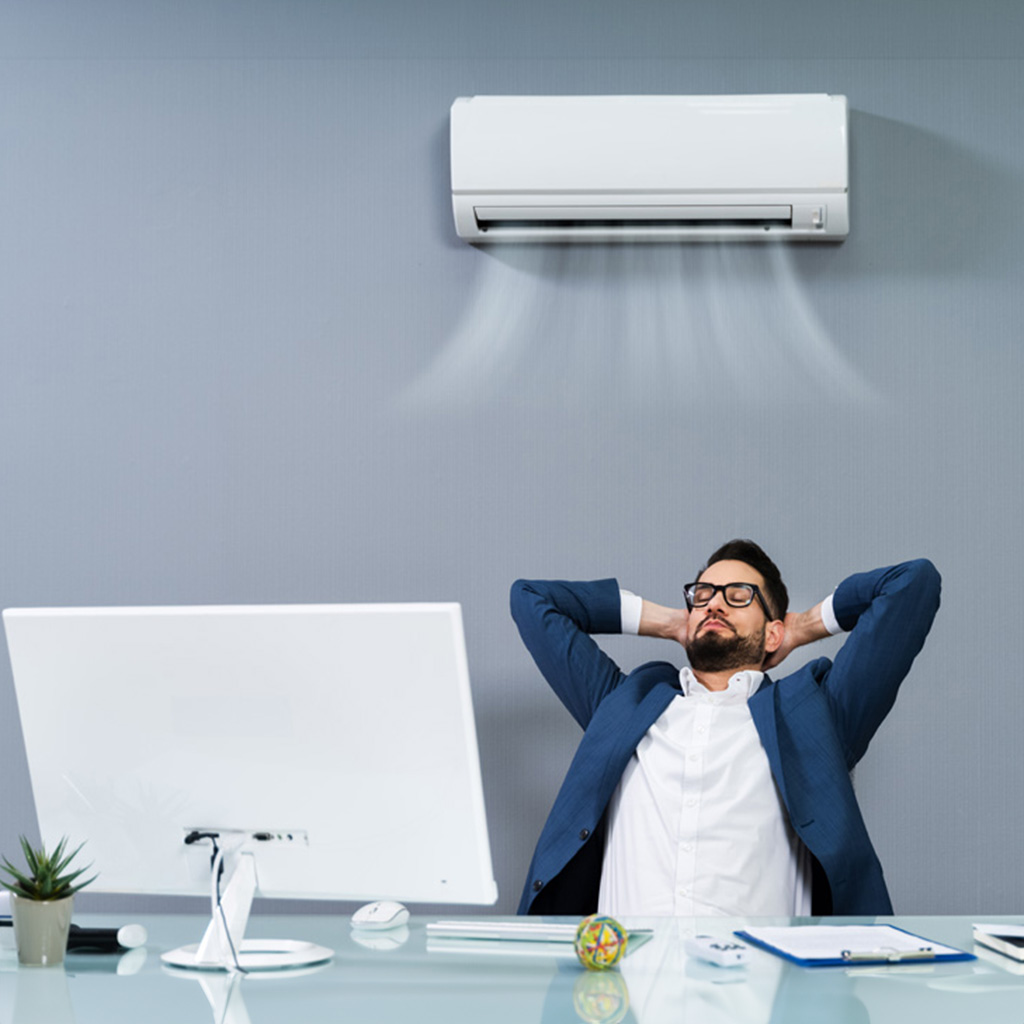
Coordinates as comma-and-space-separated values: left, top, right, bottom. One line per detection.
1, 0, 1022, 915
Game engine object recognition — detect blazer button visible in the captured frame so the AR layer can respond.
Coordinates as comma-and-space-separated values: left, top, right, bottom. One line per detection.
579, 828, 590, 841
532, 880, 544, 892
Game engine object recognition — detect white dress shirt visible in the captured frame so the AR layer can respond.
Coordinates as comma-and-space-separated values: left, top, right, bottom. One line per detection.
598, 590, 842, 918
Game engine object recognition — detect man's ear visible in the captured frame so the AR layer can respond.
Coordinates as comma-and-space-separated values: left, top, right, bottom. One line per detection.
764, 618, 785, 655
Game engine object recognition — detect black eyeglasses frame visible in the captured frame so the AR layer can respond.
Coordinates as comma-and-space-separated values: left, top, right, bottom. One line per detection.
683, 581, 774, 619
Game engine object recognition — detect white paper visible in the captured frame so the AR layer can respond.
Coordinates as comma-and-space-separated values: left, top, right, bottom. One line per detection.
974, 922, 1024, 938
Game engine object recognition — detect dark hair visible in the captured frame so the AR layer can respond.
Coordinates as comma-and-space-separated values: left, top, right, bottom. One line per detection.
700, 539, 788, 621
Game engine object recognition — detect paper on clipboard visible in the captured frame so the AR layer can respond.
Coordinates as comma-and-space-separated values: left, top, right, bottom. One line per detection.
736, 924, 973, 966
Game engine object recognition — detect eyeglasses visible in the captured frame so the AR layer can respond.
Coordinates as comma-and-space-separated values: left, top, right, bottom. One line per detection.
683, 581, 773, 618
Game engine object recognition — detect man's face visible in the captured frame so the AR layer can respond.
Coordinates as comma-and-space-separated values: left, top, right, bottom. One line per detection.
684, 559, 777, 673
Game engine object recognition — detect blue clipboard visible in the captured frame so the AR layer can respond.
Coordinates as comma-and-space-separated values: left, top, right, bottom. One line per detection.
735, 924, 975, 967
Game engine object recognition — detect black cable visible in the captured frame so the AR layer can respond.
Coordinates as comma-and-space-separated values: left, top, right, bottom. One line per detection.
213, 845, 247, 974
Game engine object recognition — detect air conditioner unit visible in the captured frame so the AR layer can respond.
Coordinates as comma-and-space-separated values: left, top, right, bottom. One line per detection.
450, 94, 849, 243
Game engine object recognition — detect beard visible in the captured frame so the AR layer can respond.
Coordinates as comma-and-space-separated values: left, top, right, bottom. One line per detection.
686, 620, 767, 673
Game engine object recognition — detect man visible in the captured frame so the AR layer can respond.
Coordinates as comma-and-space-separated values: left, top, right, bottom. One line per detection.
510, 541, 940, 917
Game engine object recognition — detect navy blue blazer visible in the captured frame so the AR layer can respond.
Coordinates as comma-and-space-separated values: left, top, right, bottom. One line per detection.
511, 560, 941, 916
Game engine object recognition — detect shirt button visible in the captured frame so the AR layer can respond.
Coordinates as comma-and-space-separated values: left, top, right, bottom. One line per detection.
579, 828, 590, 841
532, 880, 543, 892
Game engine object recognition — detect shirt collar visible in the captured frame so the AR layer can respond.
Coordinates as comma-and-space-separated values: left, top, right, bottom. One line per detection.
679, 666, 764, 700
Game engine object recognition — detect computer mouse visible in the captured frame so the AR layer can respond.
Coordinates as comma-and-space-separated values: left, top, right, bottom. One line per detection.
350, 900, 410, 930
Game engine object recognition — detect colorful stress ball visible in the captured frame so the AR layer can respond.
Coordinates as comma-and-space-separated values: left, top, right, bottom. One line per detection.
574, 914, 628, 971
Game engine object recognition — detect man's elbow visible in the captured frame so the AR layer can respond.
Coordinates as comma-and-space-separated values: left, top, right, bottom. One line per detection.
903, 558, 942, 615
906, 558, 941, 592
510, 579, 543, 624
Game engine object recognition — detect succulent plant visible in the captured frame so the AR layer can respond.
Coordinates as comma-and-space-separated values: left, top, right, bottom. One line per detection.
0, 835, 97, 901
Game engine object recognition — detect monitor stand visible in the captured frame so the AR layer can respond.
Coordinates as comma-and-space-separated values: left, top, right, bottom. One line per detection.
161, 849, 333, 971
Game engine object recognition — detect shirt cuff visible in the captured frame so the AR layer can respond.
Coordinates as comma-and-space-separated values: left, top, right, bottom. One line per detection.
620, 589, 643, 635
820, 592, 845, 635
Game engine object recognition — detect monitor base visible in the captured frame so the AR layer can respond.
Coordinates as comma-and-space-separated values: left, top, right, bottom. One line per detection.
162, 841, 333, 972
162, 938, 334, 972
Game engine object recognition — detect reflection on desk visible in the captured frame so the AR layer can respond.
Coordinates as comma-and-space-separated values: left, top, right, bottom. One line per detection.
0, 914, 1021, 1024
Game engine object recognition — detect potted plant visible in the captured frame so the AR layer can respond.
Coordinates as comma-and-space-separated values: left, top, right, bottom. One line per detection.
1, 836, 96, 966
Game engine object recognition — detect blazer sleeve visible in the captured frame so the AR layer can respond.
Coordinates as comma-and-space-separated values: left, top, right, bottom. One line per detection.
820, 558, 941, 767
510, 578, 627, 730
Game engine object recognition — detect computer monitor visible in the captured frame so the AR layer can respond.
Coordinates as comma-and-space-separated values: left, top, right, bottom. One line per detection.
3, 602, 497, 970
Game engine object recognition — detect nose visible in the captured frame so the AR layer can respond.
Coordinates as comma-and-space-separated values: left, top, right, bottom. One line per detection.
704, 589, 730, 615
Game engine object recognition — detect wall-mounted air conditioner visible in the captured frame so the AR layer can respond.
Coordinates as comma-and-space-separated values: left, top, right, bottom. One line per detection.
450, 94, 849, 243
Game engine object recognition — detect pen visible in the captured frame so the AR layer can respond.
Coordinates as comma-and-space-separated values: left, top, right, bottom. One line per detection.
841, 946, 935, 962
0, 918, 147, 952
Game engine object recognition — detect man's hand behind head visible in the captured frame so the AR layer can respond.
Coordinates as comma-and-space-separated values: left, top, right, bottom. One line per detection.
638, 600, 690, 644
762, 604, 830, 672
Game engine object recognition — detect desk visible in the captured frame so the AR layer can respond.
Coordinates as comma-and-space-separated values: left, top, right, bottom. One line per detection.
2, 914, 1023, 1023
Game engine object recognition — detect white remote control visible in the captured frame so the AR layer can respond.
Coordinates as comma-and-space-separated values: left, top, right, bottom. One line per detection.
684, 934, 751, 967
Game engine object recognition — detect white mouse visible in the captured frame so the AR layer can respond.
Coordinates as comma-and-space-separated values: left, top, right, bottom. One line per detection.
351, 900, 410, 931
